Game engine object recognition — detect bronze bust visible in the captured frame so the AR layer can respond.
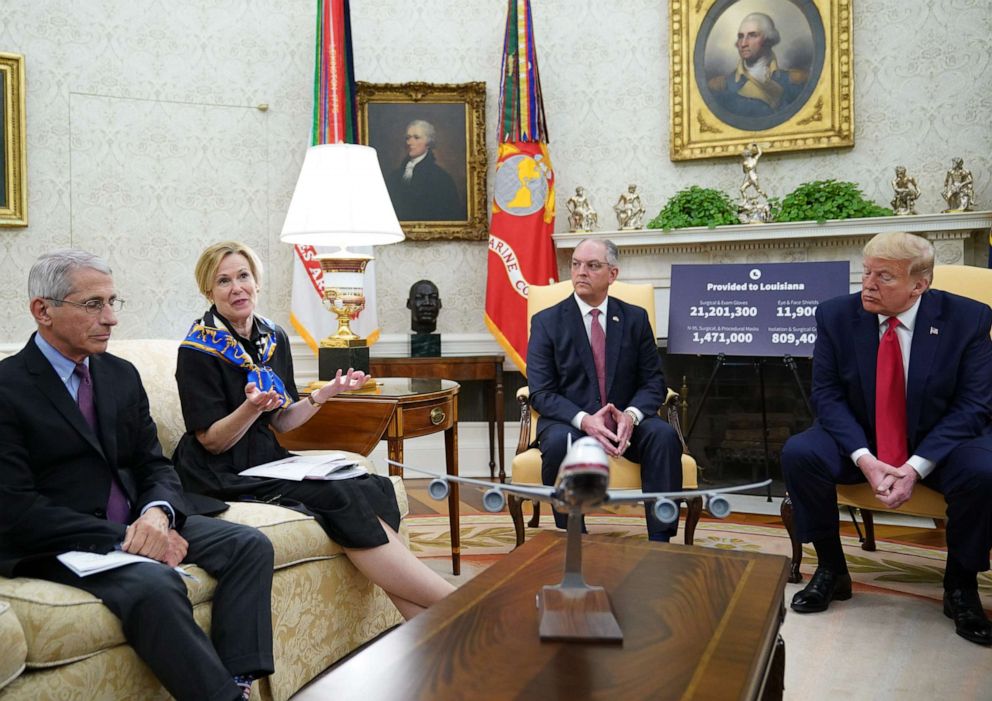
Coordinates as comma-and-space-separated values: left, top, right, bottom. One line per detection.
407, 279, 442, 334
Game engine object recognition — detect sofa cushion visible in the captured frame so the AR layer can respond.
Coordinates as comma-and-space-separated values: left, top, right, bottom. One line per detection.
217, 475, 408, 569
0, 476, 407, 670
0, 600, 27, 689
105, 338, 185, 457
0, 577, 130, 668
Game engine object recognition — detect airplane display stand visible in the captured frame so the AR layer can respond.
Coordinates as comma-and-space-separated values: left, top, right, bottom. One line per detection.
538, 512, 623, 643
685, 352, 812, 499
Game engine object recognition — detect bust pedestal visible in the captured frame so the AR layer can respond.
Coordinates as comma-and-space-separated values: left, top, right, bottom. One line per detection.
319, 346, 370, 377
410, 333, 441, 358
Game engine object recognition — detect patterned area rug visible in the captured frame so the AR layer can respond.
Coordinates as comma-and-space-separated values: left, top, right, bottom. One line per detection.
409, 513, 991, 607
409, 513, 992, 700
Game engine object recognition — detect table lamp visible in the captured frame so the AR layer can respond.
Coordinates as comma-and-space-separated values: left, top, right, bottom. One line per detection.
281, 142, 404, 379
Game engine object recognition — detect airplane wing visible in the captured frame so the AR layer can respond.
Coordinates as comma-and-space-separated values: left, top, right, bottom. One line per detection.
604, 479, 772, 506
387, 460, 556, 502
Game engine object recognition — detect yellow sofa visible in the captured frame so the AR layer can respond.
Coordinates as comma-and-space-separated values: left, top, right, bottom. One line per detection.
0, 339, 404, 701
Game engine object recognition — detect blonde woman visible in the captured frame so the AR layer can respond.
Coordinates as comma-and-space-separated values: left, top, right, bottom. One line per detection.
172, 241, 453, 619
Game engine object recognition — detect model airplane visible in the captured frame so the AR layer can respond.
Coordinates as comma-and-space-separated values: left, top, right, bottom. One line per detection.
389, 437, 771, 645
388, 436, 770, 526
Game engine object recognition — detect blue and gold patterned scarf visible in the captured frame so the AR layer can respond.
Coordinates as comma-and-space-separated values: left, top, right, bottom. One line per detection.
181, 310, 292, 408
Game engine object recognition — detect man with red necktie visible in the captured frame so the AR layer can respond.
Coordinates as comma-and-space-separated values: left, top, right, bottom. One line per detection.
527, 238, 683, 541
783, 232, 992, 646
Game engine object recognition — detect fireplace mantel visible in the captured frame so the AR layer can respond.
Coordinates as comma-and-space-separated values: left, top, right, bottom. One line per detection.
553, 211, 992, 339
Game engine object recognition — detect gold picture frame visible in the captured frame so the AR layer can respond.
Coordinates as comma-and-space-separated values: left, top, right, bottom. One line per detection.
669, 0, 852, 161
357, 81, 487, 241
0, 52, 27, 226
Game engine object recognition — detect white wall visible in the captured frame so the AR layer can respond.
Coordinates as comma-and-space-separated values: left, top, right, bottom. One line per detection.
2, 0, 989, 346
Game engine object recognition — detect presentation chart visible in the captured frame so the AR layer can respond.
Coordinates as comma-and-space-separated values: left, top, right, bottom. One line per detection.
668, 261, 850, 357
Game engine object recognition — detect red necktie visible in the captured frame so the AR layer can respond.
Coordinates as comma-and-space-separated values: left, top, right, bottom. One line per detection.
875, 317, 908, 466
589, 309, 616, 432
75, 363, 130, 523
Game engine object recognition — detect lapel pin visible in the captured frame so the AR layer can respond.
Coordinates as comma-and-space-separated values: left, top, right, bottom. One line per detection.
930, 326, 938, 335
611, 316, 619, 323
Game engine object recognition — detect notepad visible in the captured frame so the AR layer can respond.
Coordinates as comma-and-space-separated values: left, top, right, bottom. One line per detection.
238, 453, 368, 481
57, 551, 194, 579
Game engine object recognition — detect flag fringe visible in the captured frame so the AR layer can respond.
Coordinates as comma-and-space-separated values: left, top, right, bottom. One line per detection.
484, 313, 526, 376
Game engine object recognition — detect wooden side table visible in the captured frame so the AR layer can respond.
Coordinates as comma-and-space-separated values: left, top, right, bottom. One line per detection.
371, 355, 505, 481
276, 378, 463, 574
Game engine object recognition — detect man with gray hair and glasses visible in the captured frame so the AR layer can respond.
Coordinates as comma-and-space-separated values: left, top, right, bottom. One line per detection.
0, 250, 276, 700
527, 238, 683, 541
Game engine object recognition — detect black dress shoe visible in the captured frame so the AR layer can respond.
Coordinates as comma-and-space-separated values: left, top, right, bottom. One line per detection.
943, 589, 992, 646
791, 567, 852, 613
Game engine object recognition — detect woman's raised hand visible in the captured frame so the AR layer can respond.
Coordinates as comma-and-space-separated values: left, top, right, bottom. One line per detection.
315, 368, 369, 403
244, 381, 283, 413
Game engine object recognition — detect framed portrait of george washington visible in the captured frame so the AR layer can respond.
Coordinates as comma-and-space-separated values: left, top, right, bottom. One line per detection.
669, 0, 852, 161
0, 52, 27, 226
357, 81, 487, 241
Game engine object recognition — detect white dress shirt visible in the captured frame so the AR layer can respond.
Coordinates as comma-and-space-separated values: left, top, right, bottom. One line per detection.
402, 152, 427, 181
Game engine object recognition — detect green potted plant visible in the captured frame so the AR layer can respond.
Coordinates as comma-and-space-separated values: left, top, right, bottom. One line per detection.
647, 186, 739, 230
775, 179, 892, 223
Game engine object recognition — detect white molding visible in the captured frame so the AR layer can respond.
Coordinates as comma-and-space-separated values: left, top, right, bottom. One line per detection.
553, 211, 992, 250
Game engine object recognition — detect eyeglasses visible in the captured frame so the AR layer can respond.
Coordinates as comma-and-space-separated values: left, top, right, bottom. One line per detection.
570, 259, 610, 272
44, 297, 126, 314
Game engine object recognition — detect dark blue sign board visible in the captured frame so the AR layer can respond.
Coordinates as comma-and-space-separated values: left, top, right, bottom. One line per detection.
668, 261, 850, 357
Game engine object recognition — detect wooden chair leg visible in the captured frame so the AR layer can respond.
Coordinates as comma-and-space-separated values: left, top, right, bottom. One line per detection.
683, 496, 703, 545
507, 495, 526, 548
780, 493, 804, 583
860, 509, 877, 551
527, 500, 541, 528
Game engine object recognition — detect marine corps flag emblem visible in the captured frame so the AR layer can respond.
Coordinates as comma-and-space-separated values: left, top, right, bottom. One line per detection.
484, 0, 557, 373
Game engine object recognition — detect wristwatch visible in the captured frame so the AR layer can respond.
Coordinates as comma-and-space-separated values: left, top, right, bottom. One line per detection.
307, 393, 324, 407
624, 409, 640, 426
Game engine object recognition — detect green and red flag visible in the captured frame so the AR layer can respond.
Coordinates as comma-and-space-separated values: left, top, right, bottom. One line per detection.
290, 0, 380, 350
484, 0, 557, 373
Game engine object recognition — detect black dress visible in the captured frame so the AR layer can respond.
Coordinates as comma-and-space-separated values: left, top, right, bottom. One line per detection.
172, 309, 400, 548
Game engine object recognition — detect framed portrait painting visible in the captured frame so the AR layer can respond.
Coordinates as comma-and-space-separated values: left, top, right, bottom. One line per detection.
357, 81, 487, 241
0, 52, 27, 226
669, 0, 853, 161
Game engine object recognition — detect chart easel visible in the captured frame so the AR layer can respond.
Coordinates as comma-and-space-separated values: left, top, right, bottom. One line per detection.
684, 353, 813, 500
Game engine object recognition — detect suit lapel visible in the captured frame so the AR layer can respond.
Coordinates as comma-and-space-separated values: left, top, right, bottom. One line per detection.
90, 354, 119, 468
605, 297, 623, 400
563, 297, 599, 393
906, 292, 940, 440
853, 305, 879, 427
24, 340, 107, 460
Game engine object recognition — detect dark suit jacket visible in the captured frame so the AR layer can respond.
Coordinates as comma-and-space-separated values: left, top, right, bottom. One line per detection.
0, 336, 189, 576
811, 290, 992, 464
527, 295, 666, 438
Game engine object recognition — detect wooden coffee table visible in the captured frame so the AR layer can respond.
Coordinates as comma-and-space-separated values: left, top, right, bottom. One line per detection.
310, 531, 789, 700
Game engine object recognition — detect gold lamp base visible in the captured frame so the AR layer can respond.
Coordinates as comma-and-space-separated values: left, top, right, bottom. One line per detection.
317, 251, 373, 348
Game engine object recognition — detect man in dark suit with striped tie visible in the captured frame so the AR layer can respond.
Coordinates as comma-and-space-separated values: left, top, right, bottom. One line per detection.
526, 238, 682, 541
782, 232, 992, 646
0, 250, 276, 699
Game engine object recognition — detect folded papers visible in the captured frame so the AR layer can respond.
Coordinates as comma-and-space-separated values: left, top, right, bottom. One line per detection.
238, 453, 368, 481
57, 550, 194, 579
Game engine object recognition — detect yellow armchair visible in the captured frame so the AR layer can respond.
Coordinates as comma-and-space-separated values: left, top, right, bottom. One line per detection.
507, 281, 702, 546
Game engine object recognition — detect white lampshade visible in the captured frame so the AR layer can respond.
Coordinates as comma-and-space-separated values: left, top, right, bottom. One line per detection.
280, 143, 405, 247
